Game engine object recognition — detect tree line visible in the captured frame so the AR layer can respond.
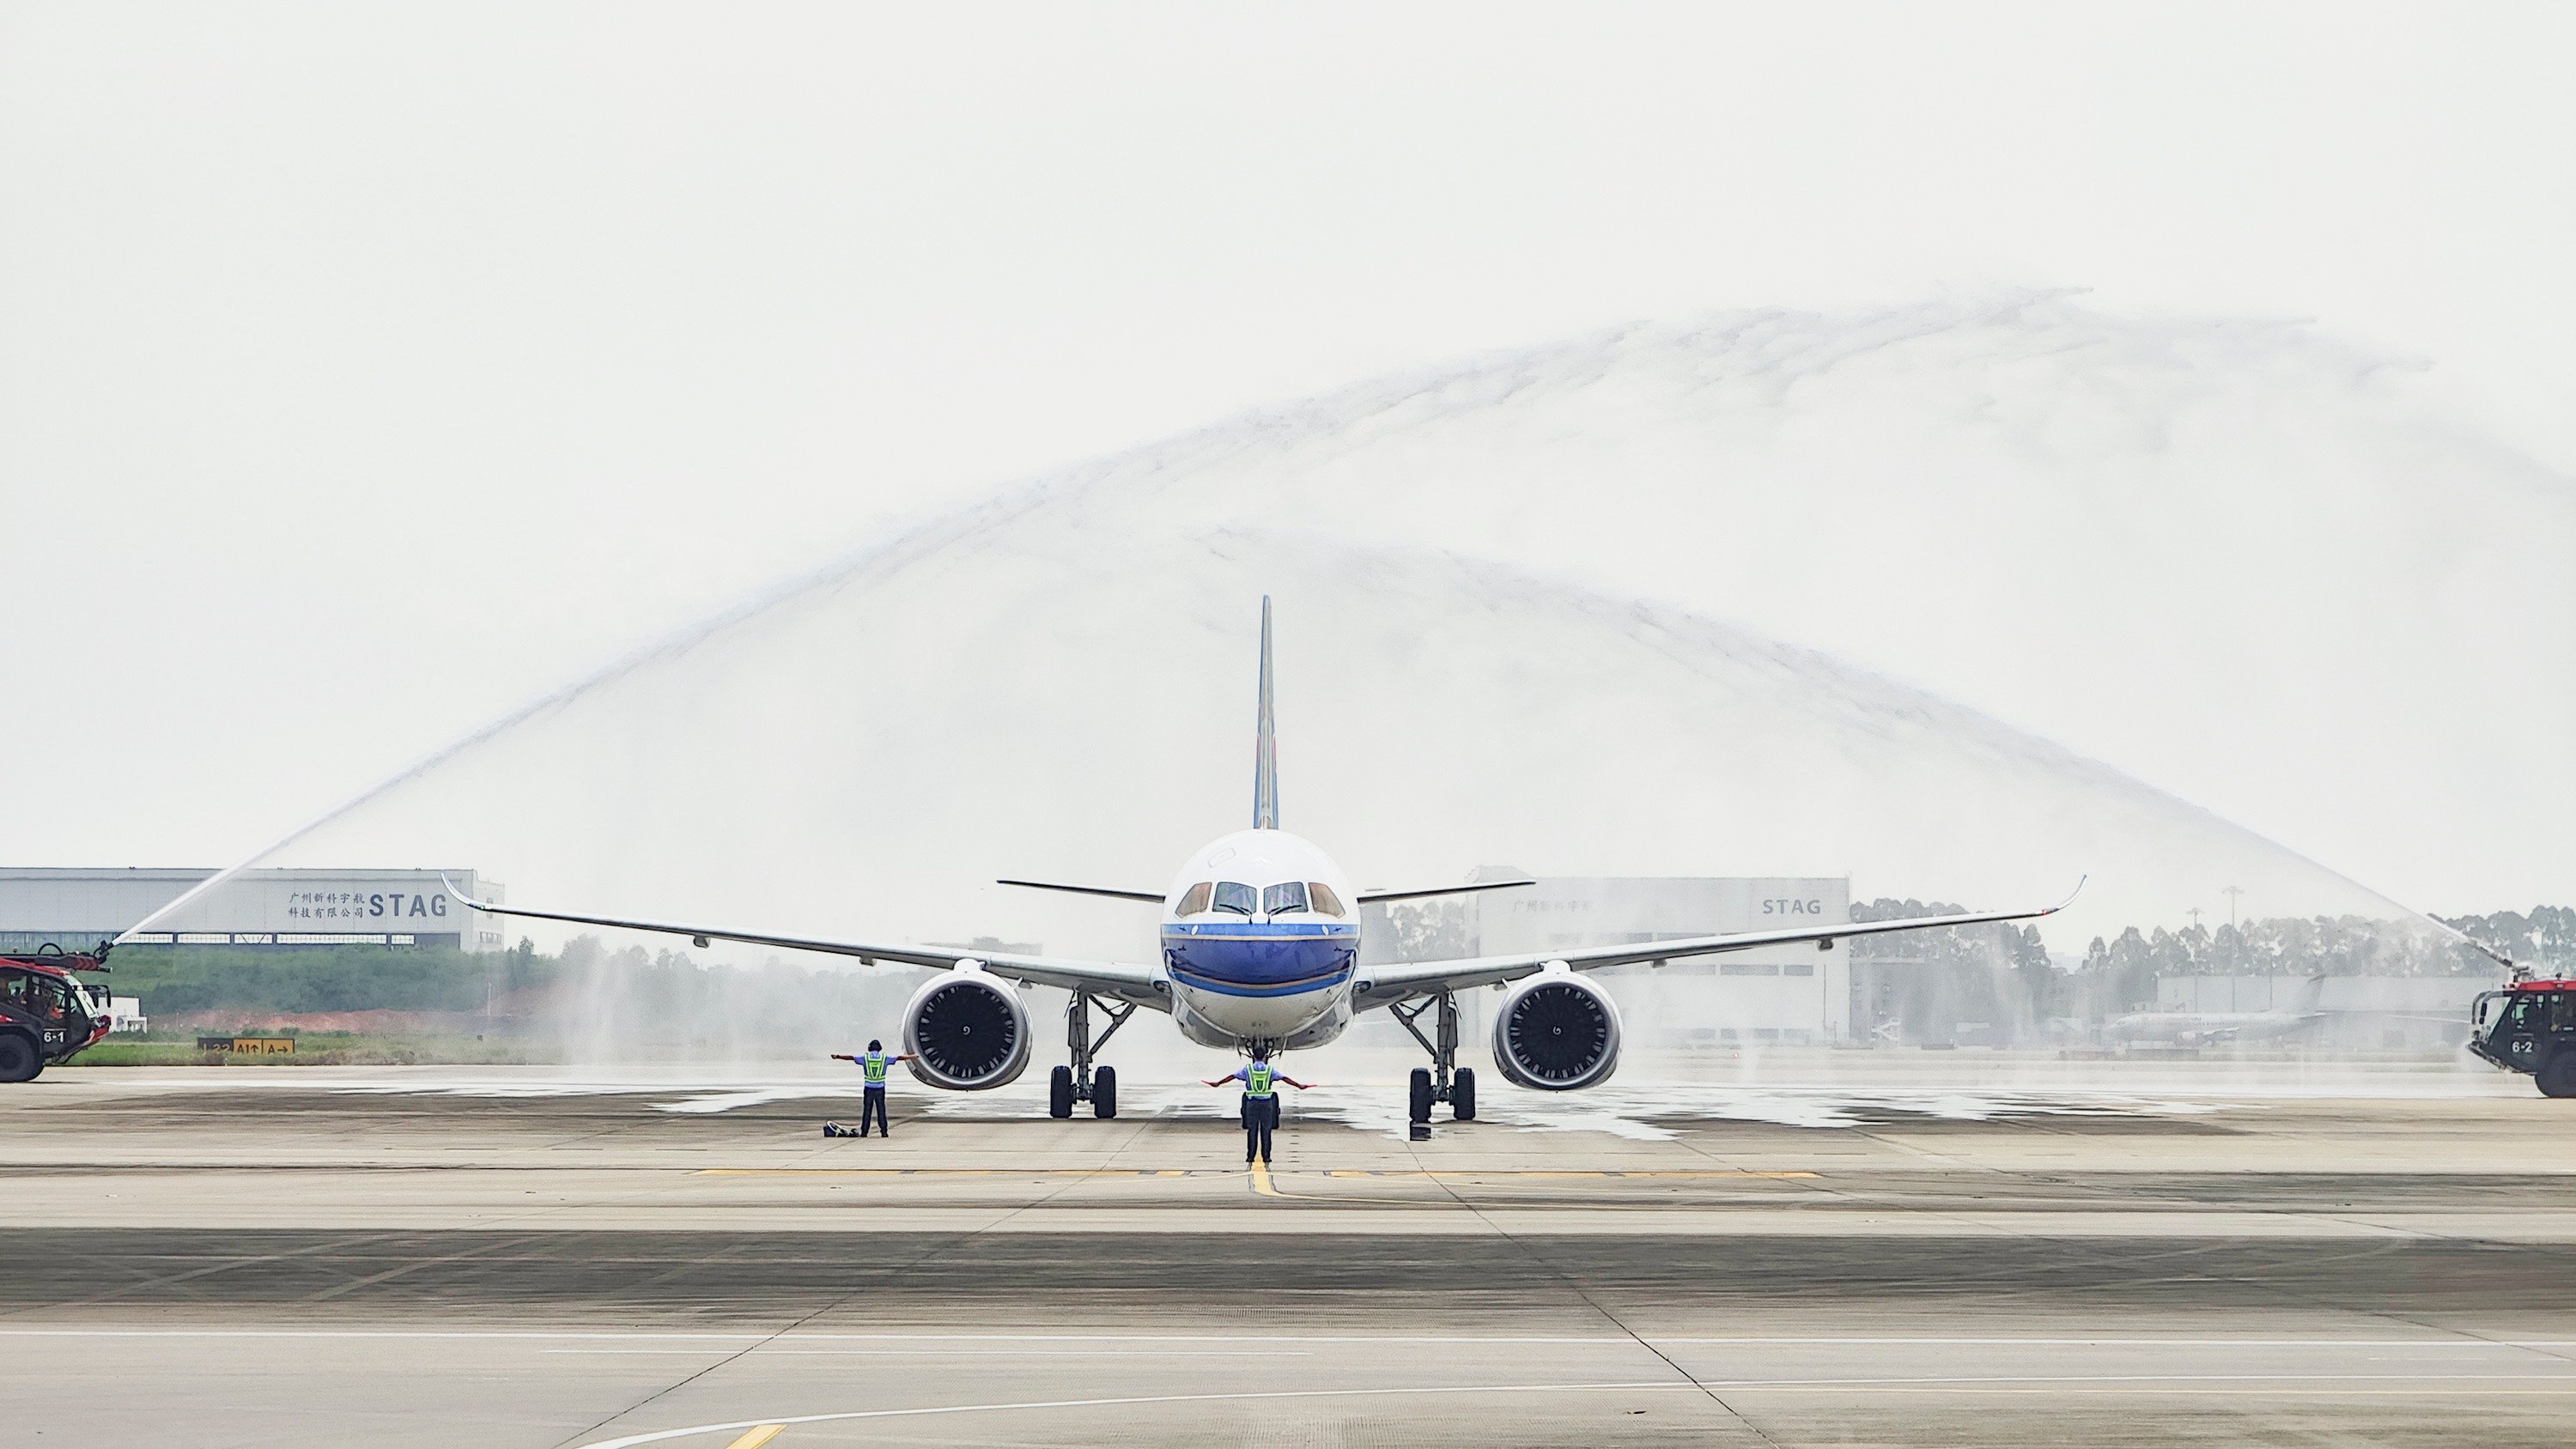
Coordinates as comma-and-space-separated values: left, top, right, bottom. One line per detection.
110, 901, 2569, 1042
1849, 900, 2566, 1034
106, 935, 923, 1056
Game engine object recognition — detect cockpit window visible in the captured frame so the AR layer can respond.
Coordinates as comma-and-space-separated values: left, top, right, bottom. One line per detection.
1175, 882, 1212, 917
1211, 882, 1257, 917
1306, 882, 1345, 918
1261, 881, 1309, 916
28, 976, 76, 1021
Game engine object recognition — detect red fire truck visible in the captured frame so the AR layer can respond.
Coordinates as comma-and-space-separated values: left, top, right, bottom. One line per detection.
0, 944, 113, 1082
2467, 979, 2576, 1097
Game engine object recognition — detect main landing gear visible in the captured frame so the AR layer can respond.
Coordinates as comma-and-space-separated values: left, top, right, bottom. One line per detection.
1391, 990, 1475, 1127
1049, 991, 1136, 1120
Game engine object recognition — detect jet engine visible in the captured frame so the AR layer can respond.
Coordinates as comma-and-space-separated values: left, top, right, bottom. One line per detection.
900, 970, 1030, 1090
1490, 973, 1620, 1091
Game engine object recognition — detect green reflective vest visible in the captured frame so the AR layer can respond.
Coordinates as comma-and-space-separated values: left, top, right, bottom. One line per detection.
862, 1051, 889, 1085
1244, 1064, 1275, 1099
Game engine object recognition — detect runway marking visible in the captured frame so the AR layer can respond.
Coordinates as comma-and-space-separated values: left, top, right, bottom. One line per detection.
573, 1383, 1703, 1446
1247, 1159, 1437, 1206
1252, 1163, 1814, 1210
1649, 1349, 2576, 1359
15, 1329, 2576, 1349
542, 1349, 1308, 1358
692, 1169, 1245, 1177
720, 1428, 782, 1449
569, 1374, 2576, 1447
690, 1168, 1818, 1179
1357, 1169, 1818, 1179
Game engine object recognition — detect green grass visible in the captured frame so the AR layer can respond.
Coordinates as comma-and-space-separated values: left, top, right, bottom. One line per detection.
68, 1032, 552, 1067
103, 943, 555, 1014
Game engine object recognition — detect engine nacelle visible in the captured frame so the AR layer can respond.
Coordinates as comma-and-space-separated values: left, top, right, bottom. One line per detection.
900, 969, 1030, 1090
1491, 972, 1620, 1091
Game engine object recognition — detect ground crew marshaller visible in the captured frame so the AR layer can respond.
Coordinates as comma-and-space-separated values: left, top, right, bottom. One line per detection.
1202, 1052, 1311, 1165
829, 1040, 916, 1137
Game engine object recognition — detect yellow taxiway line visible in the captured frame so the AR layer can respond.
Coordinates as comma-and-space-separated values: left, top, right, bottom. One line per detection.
722, 1426, 785, 1449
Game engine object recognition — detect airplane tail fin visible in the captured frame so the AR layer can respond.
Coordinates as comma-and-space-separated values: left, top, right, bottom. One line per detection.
2293, 972, 2329, 1015
1252, 596, 1278, 830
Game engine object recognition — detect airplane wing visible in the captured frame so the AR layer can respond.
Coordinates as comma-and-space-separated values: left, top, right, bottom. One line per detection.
1351, 881, 2084, 1007
440, 879, 1169, 1009
995, 879, 1168, 904
1354, 879, 1536, 906
991, 878, 1541, 906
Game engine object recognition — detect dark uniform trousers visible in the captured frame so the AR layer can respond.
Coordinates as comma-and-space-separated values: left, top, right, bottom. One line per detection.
1242, 1094, 1278, 1161
860, 1087, 890, 1137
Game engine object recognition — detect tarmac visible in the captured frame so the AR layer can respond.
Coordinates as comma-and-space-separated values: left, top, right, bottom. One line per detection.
8, 1061, 2576, 1446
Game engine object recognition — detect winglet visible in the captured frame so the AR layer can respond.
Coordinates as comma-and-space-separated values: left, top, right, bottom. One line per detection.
440, 873, 492, 912
1252, 596, 1279, 830
2042, 875, 2089, 914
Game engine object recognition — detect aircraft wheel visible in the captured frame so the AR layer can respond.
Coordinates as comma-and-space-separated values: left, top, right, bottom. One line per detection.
1451, 1067, 1476, 1122
2538, 1052, 2576, 1099
1048, 1064, 1076, 1118
1091, 1064, 1118, 1119
0, 1034, 39, 1083
1408, 1068, 1433, 1124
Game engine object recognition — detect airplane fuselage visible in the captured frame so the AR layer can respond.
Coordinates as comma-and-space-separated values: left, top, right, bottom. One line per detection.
1159, 828, 1361, 1050
2107, 1011, 2318, 1046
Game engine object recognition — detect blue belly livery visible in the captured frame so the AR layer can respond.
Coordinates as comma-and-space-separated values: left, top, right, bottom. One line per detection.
1162, 921, 1358, 997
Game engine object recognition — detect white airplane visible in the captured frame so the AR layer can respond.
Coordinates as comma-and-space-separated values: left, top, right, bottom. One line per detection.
2106, 974, 2328, 1047
448, 599, 2078, 1124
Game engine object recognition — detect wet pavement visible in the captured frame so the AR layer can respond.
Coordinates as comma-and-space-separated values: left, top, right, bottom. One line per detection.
7, 1064, 2574, 1446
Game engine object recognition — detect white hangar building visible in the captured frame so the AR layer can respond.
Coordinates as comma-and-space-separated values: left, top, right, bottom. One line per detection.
1365, 870, 1854, 1046
0, 868, 507, 953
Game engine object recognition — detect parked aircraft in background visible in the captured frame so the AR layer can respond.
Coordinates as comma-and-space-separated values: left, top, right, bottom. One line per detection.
2107, 974, 2329, 1047
449, 599, 2077, 1125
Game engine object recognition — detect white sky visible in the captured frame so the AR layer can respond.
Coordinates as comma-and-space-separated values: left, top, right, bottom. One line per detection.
3, 3, 2571, 912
